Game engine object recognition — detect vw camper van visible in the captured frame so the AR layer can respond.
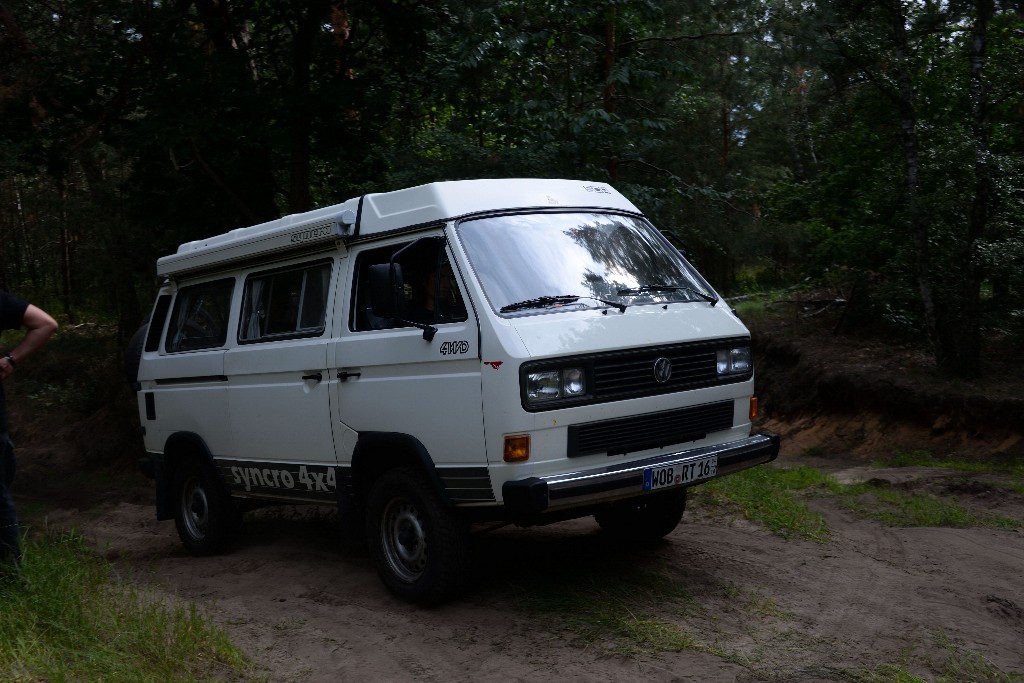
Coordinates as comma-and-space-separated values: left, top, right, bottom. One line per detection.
131, 179, 779, 604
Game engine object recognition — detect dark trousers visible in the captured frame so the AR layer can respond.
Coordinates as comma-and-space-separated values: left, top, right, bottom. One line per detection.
0, 434, 19, 569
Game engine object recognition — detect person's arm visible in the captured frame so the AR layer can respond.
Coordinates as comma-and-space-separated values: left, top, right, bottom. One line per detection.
1, 304, 58, 379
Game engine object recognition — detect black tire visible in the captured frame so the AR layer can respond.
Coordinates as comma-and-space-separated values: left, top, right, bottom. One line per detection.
172, 457, 237, 555
124, 322, 148, 390
365, 467, 471, 605
594, 488, 688, 542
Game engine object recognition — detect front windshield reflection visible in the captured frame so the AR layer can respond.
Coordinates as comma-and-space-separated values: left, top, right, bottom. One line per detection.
456, 212, 716, 316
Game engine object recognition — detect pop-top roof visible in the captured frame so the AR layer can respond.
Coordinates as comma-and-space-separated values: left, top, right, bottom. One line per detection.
156, 178, 641, 277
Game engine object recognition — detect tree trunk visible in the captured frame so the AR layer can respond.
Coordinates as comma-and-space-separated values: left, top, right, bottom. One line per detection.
889, 5, 950, 369
956, 0, 995, 377
78, 151, 142, 338
288, 5, 329, 214
603, 4, 619, 181
58, 181, 76, 323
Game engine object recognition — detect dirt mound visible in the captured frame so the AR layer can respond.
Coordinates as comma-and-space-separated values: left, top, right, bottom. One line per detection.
748, 304, 1024, 461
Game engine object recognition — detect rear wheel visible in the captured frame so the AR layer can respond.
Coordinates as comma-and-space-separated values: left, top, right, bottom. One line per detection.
172, 457, 236, 555
594, 488, 687, 542
365, 467, 470, 605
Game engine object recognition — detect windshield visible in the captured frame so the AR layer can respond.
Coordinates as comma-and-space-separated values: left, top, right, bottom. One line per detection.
455, 212, 717, 316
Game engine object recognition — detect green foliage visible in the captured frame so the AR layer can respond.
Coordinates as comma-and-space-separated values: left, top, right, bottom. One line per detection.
763, 1, 1024, 369
5, 324, 125, 417
0, 0, 1021, 364
0, 531, 250, 682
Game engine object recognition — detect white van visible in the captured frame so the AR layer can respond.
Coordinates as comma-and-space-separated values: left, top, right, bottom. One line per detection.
131, 178, 779, 604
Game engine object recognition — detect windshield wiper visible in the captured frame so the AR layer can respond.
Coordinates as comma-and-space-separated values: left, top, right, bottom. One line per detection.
617, 284, 718, 306
500, 294, 626, 314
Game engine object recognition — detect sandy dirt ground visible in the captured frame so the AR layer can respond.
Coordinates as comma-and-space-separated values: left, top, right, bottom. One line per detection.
23, 438, 1024, 683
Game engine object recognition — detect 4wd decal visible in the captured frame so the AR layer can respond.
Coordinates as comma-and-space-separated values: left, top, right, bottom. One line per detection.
440, 340, 470, 356
217, 459, 337, 503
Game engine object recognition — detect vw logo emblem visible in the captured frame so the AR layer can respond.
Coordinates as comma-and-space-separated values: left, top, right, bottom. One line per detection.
653, 357, 672, 384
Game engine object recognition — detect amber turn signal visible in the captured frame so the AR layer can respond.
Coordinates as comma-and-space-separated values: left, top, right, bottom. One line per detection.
503, 435, 530, 462
749, 396, 758, 420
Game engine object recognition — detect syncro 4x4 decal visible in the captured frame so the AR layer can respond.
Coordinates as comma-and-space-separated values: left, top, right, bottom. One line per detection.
215, 459, 337, 503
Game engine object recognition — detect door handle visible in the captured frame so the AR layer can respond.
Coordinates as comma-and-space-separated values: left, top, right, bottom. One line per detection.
302, 372, 323, 382
337, 371, 361, 381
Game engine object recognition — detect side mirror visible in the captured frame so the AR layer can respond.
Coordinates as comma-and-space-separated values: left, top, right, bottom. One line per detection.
369, 262, 404, 318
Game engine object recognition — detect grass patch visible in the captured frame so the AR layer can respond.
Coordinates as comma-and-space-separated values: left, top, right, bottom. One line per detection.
877, 449, 1024, 497
694, 465, 835, 543
0, 531, 251, 682
693, 459, 1021, 540
931, 632, 1024, 683
856, 664, 929, 682
839, 484, 1021, 530
508, 566, 714, 657
731, 298, 773, 323
855, 632, 1024, 683
878, 449, 1024, 477
719, 582, 794, 620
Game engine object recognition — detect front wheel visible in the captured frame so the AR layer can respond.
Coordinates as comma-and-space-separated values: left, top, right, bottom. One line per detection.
594, 488, 688, 542
365, 467, 471, 605
172, 457, 236, 555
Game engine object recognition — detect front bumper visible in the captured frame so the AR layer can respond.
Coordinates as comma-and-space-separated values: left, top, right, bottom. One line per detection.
502, 432, 780, 516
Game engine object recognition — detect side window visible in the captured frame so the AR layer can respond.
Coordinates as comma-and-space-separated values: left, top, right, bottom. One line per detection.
165, 278, 235, 352
352, 238, 468, 332
240, 261, 332, 342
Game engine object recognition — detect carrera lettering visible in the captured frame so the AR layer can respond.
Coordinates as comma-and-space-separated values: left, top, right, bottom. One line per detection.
440, 340, 470, 356
290, 226, 333, 243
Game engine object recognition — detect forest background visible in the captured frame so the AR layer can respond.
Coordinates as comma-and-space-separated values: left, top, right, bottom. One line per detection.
1, 0, 1022, 383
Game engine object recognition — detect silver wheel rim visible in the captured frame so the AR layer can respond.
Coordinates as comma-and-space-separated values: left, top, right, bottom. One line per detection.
380, 497, 427, 583
181, 477, 210, 540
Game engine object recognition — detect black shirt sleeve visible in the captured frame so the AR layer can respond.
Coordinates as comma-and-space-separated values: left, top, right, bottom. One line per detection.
0, 291, 29, 333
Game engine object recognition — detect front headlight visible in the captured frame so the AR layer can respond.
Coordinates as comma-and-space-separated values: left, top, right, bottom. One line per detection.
716, 347, 751, 376
526, 367, 587, 405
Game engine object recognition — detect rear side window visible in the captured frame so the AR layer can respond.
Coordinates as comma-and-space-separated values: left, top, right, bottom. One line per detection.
165, 278, 235, 352
144, 294, 172, 352
240, 260, 332, 342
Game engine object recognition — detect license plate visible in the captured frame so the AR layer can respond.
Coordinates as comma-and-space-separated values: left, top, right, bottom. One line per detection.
643, 455, 718, 491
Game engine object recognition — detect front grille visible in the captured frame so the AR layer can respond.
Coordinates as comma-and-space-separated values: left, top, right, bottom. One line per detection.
568, 400, 734, 457
591, 339, 748, 400
594, 347, 717, 396
521, 337, 751, 412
